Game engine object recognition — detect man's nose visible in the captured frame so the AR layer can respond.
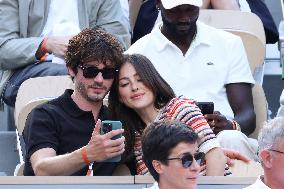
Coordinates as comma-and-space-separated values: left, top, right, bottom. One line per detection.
94, 72, 104, 83
190, 158, 201, 172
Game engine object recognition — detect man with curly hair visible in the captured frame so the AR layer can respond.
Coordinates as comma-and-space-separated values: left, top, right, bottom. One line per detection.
23, 28, 125, 176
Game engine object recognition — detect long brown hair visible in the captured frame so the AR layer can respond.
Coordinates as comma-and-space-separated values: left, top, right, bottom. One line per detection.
108, 54, 175, 161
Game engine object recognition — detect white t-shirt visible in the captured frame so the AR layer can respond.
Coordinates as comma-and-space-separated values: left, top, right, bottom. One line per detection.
126, 21, 255, 119
119, 0, 129, 19
41, 0, 80, 64
244, 176, 271, 189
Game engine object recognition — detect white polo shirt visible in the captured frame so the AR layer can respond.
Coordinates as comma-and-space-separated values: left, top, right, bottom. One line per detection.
126, 21, 254, 119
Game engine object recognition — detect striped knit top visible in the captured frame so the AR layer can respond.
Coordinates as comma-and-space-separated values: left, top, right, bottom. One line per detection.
134, 97, 221, 175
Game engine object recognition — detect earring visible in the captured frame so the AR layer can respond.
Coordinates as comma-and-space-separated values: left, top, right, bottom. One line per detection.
156, 7, 160, 10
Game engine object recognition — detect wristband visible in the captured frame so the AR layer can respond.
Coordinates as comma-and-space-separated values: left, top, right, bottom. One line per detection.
80, 147, 91, 165
35, 37, 48, 61
40, 37, 48, 54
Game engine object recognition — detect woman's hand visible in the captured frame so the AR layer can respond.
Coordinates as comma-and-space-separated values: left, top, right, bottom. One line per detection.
222, 148, 250, 166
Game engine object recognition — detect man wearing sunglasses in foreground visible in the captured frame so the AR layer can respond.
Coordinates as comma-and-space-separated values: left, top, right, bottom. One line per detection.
23, 28, 125, 176
142, 121, 204, 189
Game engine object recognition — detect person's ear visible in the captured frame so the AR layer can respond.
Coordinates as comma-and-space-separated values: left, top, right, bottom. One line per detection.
152, 160, 164, 174
259, 149, 273, 169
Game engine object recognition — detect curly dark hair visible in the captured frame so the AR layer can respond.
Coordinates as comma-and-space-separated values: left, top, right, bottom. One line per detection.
65, 27, 124, 74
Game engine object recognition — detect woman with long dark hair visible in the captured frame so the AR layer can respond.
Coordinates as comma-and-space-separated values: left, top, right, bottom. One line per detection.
108, 54, 227, 176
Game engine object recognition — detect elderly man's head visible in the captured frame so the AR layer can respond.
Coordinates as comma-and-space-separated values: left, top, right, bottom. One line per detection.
258, 117, 284, 188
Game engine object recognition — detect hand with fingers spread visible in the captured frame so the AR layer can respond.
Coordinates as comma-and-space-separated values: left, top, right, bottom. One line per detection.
204, 111, 234, 134
85, 119, 125, 162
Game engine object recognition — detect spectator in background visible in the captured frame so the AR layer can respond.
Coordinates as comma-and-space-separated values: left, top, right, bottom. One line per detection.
129, 0, 277, 45
0, 0, 131, 129
129, 0, 250, 44
142, 121, 203, 189
120, 0, 131, 31
129, 0, 159, 43
246, 0, 279, 44
202, 0, 251, 11
23, 28, 125, 176
202, 0, 279, 44
126, 0, 258, 161
245, 117, 284, 189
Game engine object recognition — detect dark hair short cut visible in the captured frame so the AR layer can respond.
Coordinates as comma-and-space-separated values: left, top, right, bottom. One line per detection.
142, 121, 198, 181
65, 27, 124, 74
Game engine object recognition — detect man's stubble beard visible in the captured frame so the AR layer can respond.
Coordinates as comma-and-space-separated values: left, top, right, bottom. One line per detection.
76, 81, 109, 103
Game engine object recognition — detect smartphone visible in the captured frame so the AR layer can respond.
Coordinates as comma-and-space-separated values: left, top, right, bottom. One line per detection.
196, 102, 214, 115
100, 120, 122, 162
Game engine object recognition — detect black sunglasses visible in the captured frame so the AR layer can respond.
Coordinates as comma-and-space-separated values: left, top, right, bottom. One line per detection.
166, 152, 205, 168
78, 65, 118, 79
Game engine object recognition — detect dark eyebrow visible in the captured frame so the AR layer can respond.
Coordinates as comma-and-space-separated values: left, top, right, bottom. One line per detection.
119, 77, 130, 81
118, 73, 139, 81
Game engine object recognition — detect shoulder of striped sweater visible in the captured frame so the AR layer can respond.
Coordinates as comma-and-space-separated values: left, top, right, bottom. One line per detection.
170, 97, 197, 105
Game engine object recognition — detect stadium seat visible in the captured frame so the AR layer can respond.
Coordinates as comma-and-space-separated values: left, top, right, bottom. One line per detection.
13, 76, 74, 174
15, 75, 74, 135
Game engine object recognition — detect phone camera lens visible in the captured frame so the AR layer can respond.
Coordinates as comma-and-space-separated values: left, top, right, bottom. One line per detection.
103, 123, 112, 133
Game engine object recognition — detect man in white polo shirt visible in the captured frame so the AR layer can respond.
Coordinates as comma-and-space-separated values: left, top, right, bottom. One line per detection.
126, 0, 257, 160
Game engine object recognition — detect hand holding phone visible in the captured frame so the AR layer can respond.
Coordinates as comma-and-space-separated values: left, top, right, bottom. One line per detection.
100, 120, 123, 162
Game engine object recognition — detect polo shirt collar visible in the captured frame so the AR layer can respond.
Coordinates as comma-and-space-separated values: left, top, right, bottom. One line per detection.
195, 21, 214, 46
152, 21, 212, 52
152, 22, 170, 52
61, 89, 108, 119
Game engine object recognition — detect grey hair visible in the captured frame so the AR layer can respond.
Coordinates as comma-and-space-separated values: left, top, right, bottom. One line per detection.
258, 117, 284, 151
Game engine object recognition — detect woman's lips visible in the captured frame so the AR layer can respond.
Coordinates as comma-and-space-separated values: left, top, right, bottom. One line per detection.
130, 93, 144, 99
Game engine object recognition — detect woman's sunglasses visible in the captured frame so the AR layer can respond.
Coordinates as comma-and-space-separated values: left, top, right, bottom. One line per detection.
166, 152, 205, 168
78, 65, 118, 79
